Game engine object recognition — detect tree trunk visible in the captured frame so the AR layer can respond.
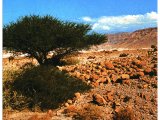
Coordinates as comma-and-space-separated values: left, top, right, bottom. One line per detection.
31, 51, 48, 65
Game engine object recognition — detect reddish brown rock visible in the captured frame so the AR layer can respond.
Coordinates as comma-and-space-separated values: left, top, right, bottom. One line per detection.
121, 74, 130, 79
132, 59, 143, 68
75, 92, 81, 99
65, 105, 77, 113
122, 79, 131, 85
97, 77, 106, 83
115, 107, 121, 113
65, 103, 70, 107
101, 71, 108, 76
106, 91, 114, 101
92, 82, 99, 87
93, 94, 107, 106
67, 99, 73, 104
84, 74, 90, 80
92, 74, 99, 80
144, 68, 152, 74
111, 74, 118, 82
75, 72, 81, 78
105, 62, 114, 69
137, 72, 145, 77
106, 76, 111, 83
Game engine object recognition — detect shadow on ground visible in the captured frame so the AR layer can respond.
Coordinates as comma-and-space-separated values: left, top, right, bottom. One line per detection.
3, 63, 91, 111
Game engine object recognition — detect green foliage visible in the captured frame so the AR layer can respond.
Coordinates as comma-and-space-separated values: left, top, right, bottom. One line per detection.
3, 15, 107, 65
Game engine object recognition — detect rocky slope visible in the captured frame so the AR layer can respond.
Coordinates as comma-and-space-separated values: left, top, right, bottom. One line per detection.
91, 27, 157, 51
3, 47, 157, 120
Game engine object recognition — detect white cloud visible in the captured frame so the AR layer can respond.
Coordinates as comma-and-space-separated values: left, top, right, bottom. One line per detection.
81, 11, 158, 32
82, 16, 93, 22
146, 11, 158, 20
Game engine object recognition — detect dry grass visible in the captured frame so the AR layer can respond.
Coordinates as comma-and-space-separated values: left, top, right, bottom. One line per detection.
70, 104, 106, 120
3, 63, 91, 111
61, 57, 80, 65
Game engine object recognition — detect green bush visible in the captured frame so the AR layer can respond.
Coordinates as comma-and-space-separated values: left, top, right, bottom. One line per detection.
3, 15, 106, 65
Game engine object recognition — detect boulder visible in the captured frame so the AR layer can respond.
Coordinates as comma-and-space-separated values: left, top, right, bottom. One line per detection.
121, 74, 130, 79
105, 62, 114, 69
144, 68, 152, 74
92, 74, 99, 80
137, 72, 145, 77
111, 74, 118, 82
75, 92, 81, 99
122, 79, 131, 85
97, 77, 106, 83
93, 94, 107, 105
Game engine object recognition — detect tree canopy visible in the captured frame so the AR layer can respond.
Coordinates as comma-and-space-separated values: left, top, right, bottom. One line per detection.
3, 15, 107, 65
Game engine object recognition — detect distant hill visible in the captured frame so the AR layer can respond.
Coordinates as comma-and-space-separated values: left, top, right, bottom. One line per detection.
91, 27, 157, 51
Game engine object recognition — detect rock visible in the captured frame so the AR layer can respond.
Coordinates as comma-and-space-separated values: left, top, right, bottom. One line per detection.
92, 74, 99, 80
93, 94, 107, 105
121, 74, 130, 79
144, 68, 152, 74
47, 110, 55, 117
84, 74, 90, 80
65, 105, 77, 113
122, 79, 131, 85
114, 101, 121, 106
137, 72, 145, 77
105, 62, 114, 69
92, 82, 99, 87
98, 77, 106, 83
115, 107, 121, 113
111, 74, 118, 82
67, 99, 72, 104
107, 92, 114, 101
75, 72, 81, 78
132, 60, 143, 68
101, 71, 108, 76
143, 84, 148, 88
114, 68, 120, 73
95, 70, 101, 75
139, 92, 150, 101
65, 103, 70, 107
79, 75, 85, 81
86, 69, 91, 73
75, 92, 81, 99
87, 56, 95, 59
106, 76, 111, 83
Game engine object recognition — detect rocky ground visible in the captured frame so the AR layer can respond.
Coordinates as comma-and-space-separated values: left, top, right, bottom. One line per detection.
3, 47, 157, 120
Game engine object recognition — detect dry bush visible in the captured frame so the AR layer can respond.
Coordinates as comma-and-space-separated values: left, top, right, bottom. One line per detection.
119, 53, 129, 57
62, 57, 80, 65
72, 104, 105, 120
115, 107, 134, 120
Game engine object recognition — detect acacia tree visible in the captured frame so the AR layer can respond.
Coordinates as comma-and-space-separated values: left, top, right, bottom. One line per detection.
3, 15, 107, 65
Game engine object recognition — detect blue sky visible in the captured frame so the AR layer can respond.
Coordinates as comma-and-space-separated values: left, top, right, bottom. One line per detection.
3, 0, 157, 33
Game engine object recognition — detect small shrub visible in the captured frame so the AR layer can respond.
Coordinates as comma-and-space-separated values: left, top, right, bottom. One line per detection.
119, 53, 129, 57
112, 49, 118, 52
61, 57, 80, 65
115, 107, 134, 120
72, 104, 105, 120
